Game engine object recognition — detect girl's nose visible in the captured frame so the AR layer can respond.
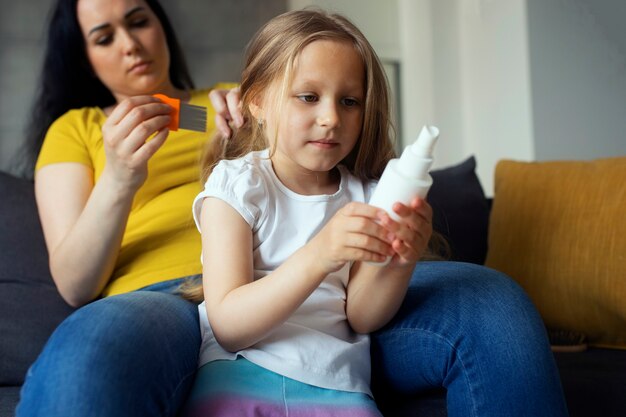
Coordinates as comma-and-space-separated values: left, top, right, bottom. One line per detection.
316, 102, 340, 128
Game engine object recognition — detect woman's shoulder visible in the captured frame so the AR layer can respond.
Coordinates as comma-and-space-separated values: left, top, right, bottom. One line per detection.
44, 107, 106, 144
49, 106, 106, 133
190, 82, 239, 106
36, 107, 105, 171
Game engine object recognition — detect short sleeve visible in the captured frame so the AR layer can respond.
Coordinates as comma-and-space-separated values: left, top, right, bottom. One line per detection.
35, 108, 103, 171
192, 158, 268, 232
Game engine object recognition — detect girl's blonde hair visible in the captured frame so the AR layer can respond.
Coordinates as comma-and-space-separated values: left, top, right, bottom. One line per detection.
183, 9, 448, 302
201, 8, 396, 183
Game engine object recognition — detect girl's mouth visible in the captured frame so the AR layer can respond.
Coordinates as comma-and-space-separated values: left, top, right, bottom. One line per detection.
309, 140, 338, 149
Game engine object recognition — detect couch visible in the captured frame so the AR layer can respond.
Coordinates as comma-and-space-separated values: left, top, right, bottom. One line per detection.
1, 156, 625, 417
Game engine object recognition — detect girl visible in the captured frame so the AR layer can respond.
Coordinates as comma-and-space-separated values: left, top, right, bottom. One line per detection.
183, 9, 432, 417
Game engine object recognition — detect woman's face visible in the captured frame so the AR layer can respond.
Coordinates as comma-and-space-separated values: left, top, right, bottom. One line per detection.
77, 0, 173, 102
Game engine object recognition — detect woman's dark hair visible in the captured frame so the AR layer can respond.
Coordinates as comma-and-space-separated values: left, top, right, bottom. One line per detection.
18, 0, 194, 177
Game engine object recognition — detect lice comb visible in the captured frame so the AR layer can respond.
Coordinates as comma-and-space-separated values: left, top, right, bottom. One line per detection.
153, 93, 207, 132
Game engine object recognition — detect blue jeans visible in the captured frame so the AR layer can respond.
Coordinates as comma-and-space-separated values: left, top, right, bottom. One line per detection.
371, 262, 569, 417
17, 263, 568, 417
16, 277, 201, 417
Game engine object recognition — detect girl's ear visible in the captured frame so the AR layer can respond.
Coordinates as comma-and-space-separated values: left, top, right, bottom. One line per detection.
249, 99, 264, 123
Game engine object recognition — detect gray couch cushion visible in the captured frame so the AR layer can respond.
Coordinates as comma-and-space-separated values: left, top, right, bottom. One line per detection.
0, 386, 20, 416
0, 171, 74, 386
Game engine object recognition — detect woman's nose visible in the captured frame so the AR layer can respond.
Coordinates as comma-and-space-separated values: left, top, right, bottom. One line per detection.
119, 29, 141, 55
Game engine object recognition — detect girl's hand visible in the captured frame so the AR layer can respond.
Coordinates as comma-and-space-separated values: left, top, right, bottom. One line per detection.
209, 86, 243, 138
377, 197, 433, 266
308, 202, 395, 274
101, 96, 172, 192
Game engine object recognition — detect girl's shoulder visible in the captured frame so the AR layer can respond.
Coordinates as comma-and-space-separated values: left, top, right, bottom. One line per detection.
207, 150, 271, 192
214, 149, 269, 174
197, 150, 270, 227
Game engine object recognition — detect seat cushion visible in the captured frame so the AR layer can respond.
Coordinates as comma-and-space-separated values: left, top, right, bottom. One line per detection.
0, 386, 21, 417
555, 348, 626, 417
0, 171, 75, 385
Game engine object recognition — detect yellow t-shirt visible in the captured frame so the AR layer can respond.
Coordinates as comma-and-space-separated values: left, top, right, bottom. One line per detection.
35, 87, 231, 296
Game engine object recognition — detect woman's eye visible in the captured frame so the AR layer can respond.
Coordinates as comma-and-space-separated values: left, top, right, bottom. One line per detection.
298, 95, 318, 103
130, 18, 149, 28
342, 98, 359, 107
95, 35, 113, 46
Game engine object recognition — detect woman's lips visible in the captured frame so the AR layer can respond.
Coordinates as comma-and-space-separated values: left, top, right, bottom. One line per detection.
129, 61, 151, 74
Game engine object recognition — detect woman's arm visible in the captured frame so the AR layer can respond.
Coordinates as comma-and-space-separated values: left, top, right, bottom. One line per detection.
346, 198, 434, 334
201, 199, 394, 352
36, 163, 135, 306
35, 96, 172, 307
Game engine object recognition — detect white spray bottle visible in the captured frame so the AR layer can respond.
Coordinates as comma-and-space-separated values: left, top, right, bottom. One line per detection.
368, 125, 439, 265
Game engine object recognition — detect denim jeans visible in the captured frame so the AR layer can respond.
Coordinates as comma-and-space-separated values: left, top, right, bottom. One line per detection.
17, 263, 568, 417
16, 277, 202, 417
371, 261, 569, 417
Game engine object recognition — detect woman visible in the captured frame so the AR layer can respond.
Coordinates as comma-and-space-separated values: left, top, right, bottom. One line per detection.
17, 0, 569, 416
17, 0, 231, 415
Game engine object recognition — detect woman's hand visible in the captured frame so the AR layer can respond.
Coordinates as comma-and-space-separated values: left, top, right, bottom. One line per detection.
378, 197, 433, 266
101, 95, 172, 192
209, 87, 243, 138
307, 202, 395, 274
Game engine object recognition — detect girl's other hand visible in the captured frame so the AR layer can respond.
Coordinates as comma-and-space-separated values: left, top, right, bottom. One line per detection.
377, 197, 433, 266
209, 86, 243, 138
308, 202, 395, 274
101, 96, 172, 192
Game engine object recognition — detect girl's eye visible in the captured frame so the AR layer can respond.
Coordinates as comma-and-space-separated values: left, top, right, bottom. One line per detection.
342, 98, 359, 107
297, 95, 318, 103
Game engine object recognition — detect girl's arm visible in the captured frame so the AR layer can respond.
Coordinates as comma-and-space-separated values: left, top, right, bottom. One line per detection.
346, 198, 433, 334
201, 198, 393, 353
35, 96, 172, 307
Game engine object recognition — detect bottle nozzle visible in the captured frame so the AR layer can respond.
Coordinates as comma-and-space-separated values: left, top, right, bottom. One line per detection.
396, 125, 440, 179
411, 125, 439, 157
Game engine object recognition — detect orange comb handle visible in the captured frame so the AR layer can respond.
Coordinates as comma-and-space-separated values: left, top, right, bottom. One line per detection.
153, 93, 180, 131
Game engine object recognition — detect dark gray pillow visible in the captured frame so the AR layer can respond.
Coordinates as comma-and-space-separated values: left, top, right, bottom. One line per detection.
0, 171, 75, 386
429, 156, 490, 265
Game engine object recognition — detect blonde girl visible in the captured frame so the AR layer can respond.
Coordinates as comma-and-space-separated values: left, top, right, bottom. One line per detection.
182, 9, 433, 417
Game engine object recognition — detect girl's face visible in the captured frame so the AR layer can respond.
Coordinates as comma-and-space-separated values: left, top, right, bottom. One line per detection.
77, 0, 174, 102
264, 39, 365, 192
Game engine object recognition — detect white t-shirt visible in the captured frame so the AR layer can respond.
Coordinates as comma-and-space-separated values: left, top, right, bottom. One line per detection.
192, 149, 377, 396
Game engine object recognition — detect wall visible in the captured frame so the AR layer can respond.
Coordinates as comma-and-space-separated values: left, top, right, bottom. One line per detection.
527, 0, 626, 161
0, 0, 286, 177
3, 0, 624, 190
440, 0, 535, 194
0, 2, 48, 176
289, 0, 626, 195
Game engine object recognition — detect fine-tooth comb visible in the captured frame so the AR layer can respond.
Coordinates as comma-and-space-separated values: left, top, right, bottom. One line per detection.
153, 93, 207, 132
